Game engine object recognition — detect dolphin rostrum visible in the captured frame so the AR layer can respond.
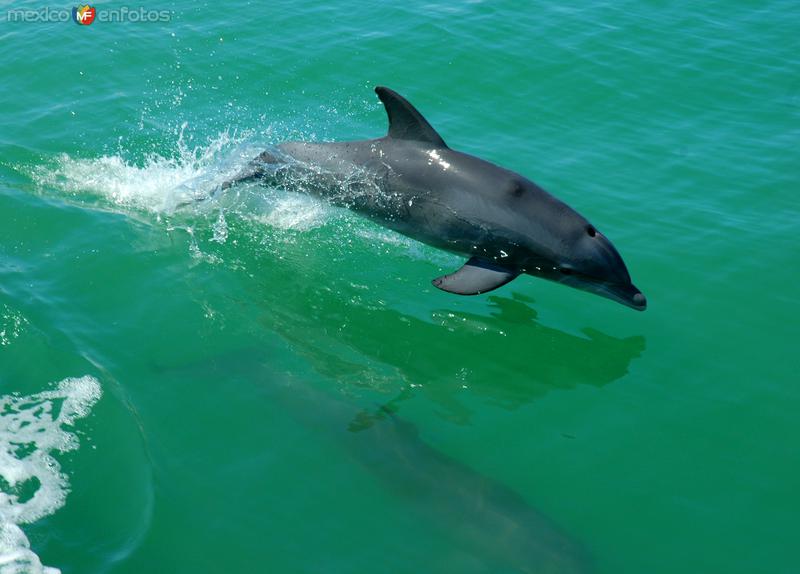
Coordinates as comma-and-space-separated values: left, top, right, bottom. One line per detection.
226, 86, 647, 310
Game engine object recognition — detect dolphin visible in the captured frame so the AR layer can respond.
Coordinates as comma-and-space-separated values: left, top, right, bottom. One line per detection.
226, 86, 646, 310
152, 349, 591, 573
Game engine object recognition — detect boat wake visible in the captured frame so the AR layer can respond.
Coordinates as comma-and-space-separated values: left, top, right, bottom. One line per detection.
0, 377, 102, 574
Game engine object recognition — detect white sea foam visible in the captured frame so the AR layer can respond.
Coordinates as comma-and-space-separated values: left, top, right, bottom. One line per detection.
32, 127, 259, 215
30, 129, 340, 234
0, 377, 102, 574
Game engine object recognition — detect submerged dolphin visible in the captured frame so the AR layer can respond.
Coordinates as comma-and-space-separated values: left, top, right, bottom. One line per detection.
154, 350, 591, 573
227, 87, 646, 310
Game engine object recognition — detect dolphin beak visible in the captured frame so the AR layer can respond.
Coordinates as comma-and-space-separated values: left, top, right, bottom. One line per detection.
560, 275, 647, 311
631, 290, 647, 310
604, 282, 647, 311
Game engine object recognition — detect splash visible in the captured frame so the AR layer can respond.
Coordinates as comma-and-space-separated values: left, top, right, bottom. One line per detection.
29, 128, 341, 233
0, 376, 102, 574
31, 126, 260, 214
250, 192, 333, 232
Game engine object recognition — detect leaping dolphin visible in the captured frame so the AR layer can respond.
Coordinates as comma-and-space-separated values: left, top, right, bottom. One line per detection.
225, 86, 647, 310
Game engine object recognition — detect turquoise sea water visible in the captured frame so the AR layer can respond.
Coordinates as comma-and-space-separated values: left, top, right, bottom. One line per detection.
1, 2, 798, 572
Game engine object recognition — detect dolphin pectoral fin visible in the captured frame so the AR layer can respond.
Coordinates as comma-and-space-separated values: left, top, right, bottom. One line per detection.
375, 86, 448, 148
432, 257, 520, 295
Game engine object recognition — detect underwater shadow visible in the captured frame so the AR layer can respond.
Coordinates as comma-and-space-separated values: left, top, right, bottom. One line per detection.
255, 281, 646, 425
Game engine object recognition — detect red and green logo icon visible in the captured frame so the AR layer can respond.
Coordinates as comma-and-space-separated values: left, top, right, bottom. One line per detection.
72, 5, 96, 25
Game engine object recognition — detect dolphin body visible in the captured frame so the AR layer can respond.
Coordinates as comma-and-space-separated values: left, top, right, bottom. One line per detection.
229, 87, 646, 310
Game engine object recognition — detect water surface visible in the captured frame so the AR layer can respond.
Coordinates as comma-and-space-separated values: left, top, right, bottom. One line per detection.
1, 2, 798, 573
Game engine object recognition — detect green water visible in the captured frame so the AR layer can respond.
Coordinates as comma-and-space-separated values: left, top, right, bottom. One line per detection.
1, 2, 798, 573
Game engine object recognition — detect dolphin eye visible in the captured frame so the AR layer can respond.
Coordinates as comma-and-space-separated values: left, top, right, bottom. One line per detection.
509, 182, 524, 198
586, 225, 597, 237
560, 267, 573, 276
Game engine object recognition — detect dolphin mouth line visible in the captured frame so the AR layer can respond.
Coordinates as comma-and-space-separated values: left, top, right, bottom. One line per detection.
560, 275, 647, 311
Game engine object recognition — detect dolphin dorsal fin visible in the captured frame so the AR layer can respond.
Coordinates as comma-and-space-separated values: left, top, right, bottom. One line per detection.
375, 87, 447, 148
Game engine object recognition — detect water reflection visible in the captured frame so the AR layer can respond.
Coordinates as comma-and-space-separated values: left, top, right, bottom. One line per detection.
254, 279, 645, 425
